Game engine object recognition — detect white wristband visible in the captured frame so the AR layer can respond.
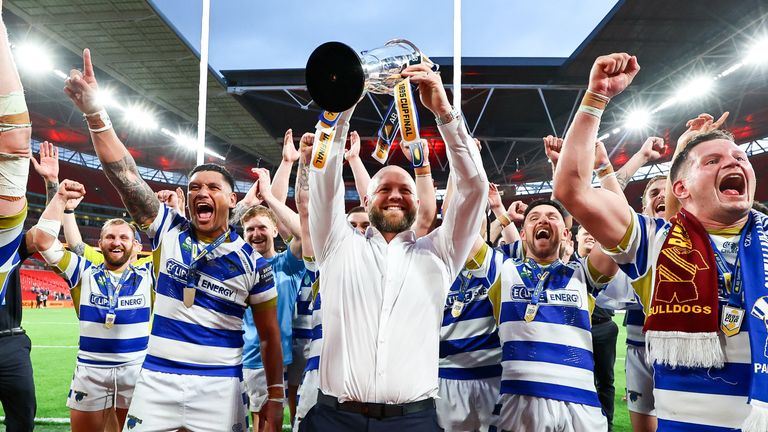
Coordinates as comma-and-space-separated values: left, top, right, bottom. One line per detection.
35, 217, 61, 239
39, 239, 65, 265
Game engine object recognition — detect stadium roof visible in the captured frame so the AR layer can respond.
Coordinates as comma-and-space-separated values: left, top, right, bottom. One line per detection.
4, 0, 768, 192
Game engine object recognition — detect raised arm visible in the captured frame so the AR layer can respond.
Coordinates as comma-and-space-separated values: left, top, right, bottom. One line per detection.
308, 107, 356, 263
344, 130, 371, 206
252, 168, 302, 259
295, 134, 314, 258
402, 65, 488, 276
553, 53, 639, 249
615, 136, 666, 190
399, 138, 437, 237
271, 129, 300, 241
63, 49, 159, 227
593, 141, 625, 200
230, 180, 263, 226
0, 8, 32, 217
32, 180, 86, 255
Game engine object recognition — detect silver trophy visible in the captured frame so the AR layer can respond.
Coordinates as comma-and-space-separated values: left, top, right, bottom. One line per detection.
305, 39, 431, 113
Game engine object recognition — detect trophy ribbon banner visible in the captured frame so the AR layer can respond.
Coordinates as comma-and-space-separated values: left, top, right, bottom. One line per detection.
371, 100, 400, 164
394, 78, 425, 167
318, 111, 341, 129
311, 114, 337, 173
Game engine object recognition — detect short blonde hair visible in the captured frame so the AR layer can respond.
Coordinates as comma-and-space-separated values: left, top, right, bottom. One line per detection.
241, 205, 277, 227
100, 219, 134, 240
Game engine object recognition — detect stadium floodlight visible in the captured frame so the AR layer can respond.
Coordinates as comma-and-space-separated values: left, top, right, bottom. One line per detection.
94, 89, 121, 111
746, 38, 768, 65
14, 43, 53, 74
52, 69, 68, 80
624, 110, 651, 129
675, 76, 714, 102
612, 128, 621, 134
124, 106, 159, 131
597, 133, 610, 141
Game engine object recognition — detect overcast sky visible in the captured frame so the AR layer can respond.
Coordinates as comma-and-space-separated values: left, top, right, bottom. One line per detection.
150, 0, 619, 72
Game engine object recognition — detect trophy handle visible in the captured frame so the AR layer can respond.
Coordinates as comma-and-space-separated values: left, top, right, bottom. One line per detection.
386, 39, 437, 70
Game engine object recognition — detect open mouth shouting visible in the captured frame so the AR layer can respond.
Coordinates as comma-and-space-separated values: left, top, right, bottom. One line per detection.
718, 173, 746, 198
194, 201, 215, 224
654, 201, 666, 217
534, 227, 552, 241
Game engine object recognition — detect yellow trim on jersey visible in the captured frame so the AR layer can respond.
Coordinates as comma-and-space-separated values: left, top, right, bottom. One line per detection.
303, 256, 316, 263
71, 284, 82, 319
587, 294, 596, 322
707, 225, 743, 236
604, 208, 636, 253
465, 243, 488, 270
631, 271, 654, 315
252, 296, 278, 311
82, 244, 103, 264
586, 259, 614, 285
0, 204, 27, 229
152, 246, 162, 280
488, 276, 502, 324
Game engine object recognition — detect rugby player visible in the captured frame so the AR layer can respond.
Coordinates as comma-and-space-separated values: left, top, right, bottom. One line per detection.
34, 182, 153, 432
555, 52, 768, 431
63, 48, 283, 432
487, 199, 616, 431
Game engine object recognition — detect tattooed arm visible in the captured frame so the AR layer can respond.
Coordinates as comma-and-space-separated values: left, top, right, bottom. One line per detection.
64, 49, 159, 227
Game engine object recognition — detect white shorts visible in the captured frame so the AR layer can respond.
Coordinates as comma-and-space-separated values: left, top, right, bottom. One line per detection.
66, 363, 141, 411
625, 345, 656, 416
489, 394, 607, 432
293, 369, 319, 432
437, 376, 500, 432
286, 340, 309, 387
243, 367, 269, 413
122, 369, 247, 432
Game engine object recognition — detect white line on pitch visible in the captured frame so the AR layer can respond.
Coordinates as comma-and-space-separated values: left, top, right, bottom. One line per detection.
33, 345, 78, 348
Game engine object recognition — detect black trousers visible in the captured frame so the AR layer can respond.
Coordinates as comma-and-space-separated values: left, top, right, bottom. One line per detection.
0, 334, 36, 431
299, 402, 443, 432
591, 320, 618, 431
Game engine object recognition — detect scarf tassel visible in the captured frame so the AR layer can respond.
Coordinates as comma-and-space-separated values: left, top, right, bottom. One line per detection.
743, 401, 768, 432
646, 330, 724, 368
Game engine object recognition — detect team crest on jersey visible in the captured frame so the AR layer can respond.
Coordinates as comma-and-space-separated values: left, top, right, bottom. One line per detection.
73, 390, 87, 402
627, 390, 642, 402
166, 258, 189, 283
181, 236, 193, 253
126, 415, 143, 429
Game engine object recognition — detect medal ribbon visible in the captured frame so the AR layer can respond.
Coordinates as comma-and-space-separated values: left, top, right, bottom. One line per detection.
185, 229, 231, 291
526, 259, 563, 307
708, 218, 752, 308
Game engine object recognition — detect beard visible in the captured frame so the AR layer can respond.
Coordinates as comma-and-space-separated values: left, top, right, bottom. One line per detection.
103, 244, 134, 268
369, 206, 417, 234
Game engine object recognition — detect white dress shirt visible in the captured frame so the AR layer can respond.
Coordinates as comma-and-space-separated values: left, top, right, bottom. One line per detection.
309, 107, 488, 404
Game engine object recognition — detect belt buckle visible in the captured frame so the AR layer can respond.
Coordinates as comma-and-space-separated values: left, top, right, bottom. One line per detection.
362, 403, 384, 419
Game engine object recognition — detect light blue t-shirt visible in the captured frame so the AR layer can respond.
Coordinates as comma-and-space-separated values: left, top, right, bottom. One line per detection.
242, 247, 304, 369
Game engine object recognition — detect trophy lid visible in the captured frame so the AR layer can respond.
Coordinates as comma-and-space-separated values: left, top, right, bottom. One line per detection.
305, 42, 365, 113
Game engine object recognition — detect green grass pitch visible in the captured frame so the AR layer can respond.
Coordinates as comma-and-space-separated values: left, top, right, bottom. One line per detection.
1, 308, 632, 431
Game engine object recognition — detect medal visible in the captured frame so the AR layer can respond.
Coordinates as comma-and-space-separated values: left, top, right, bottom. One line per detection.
105, 312, 116, 329
524, 304, 539, 323
721, 305, 745, 337
451, 300, 464, 318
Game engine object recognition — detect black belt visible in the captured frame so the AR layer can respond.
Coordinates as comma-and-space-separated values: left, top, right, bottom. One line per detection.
317, 391, 435, 419
592, 315, 612, 325
0, 327, 25, 337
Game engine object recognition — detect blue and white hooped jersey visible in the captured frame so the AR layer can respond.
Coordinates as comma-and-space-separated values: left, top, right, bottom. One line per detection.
497, 240, 523, 262
292, 266, 315, 347
439, 243, 503, 380
54, 251, 153, 367
493, 258, 602, 408
605, 211, 759, 431
303, 259, 322, 373
145, 205, 276, 378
